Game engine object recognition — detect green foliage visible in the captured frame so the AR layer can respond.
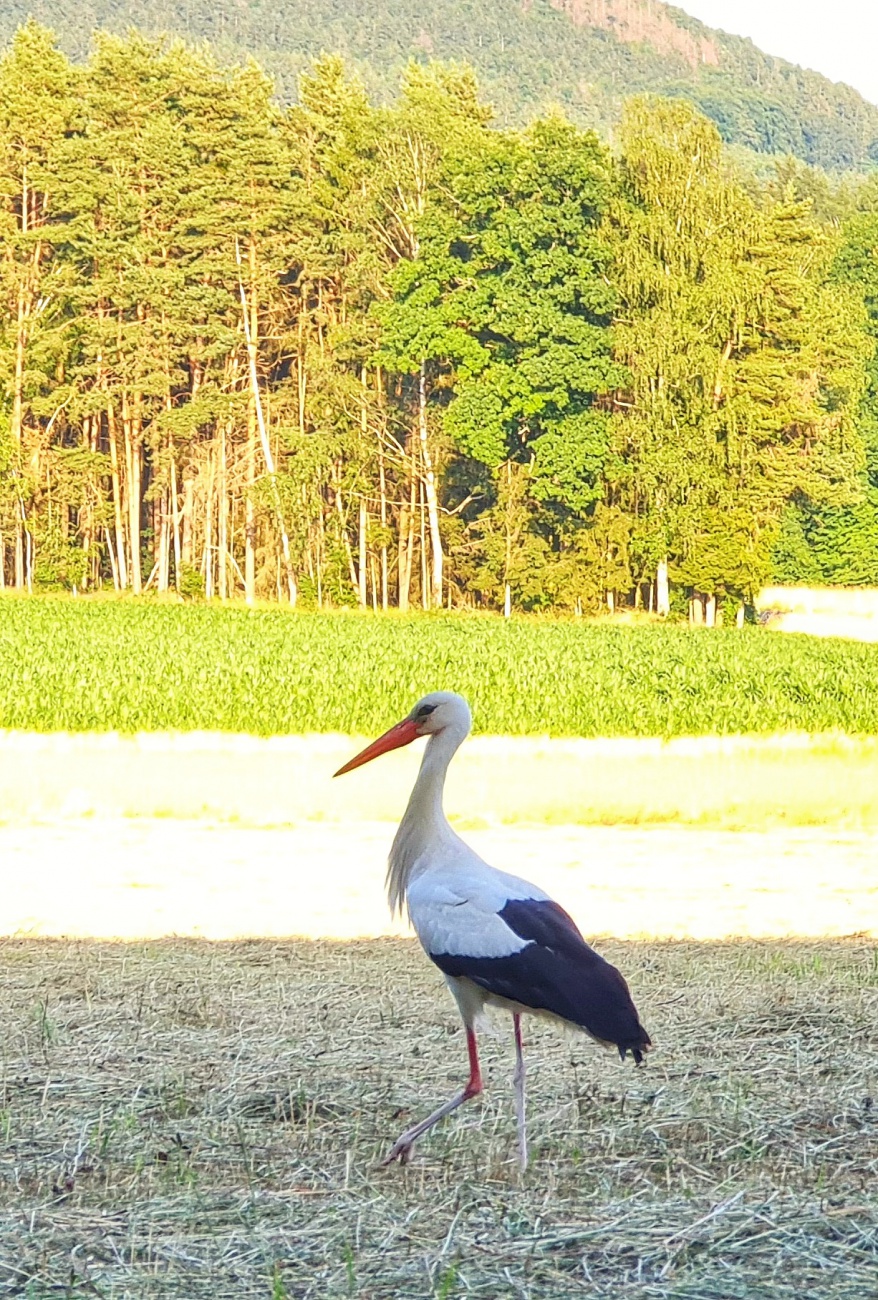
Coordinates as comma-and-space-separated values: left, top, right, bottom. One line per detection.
7, 0, 878, 170
379, 115, 623, 498
610, 99, 870, 601
775, 183, 878, 585
0, 27, 874, 612
3, 598, 878, 736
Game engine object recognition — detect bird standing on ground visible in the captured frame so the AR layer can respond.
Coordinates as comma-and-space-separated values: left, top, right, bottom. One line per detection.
334, 691, 651, 1169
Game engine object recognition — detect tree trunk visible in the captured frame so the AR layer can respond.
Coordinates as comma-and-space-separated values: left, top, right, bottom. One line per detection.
219, 424, 229, 599
170, 453, 181, 593
157, 487, 170, 593
245, 405, 257, 604
239, 236, 296, 605
418, 361, 443, 609
420, 480, 429, 610
705, 593, 717, 628
11, 284, 27, 589
379, 445, 389, 611
204, 449, 215, 600
122, 392, 142, 594
107, 405, 128, 589
104, 527, 119, 590
358, 498, 367, 607
689, 593, 704, 626
182, 469, 194, 567
399, 472, 416, 612
656, 557, 670, 617
736, 603, 746, 629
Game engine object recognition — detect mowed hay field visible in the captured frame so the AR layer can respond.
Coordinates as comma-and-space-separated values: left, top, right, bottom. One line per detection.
1, 937, 877, 1299
2, 597, 878, 1298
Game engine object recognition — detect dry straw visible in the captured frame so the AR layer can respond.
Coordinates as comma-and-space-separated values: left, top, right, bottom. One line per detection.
1, 935, 876, 1297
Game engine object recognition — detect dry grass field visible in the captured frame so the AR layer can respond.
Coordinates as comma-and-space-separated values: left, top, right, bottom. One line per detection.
2, 731, 877, 1298
1, 936, 876, 1299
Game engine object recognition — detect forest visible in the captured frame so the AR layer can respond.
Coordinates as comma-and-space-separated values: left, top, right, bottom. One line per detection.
1, 22, 878, 617
7, 0, 878, 170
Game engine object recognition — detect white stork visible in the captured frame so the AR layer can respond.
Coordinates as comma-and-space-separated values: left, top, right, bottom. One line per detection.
334, 691, 650, 1169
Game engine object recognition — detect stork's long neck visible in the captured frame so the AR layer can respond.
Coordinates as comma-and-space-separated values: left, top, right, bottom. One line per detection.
386, 723, 467, 916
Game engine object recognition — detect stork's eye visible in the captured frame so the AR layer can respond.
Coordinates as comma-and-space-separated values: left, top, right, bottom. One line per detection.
416, 703, 438, 719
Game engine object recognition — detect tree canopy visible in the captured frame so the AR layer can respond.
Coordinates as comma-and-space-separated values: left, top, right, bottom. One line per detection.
0, 24, 876, 617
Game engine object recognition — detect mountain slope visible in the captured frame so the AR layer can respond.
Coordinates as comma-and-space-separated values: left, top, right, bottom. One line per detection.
5, 0, 878, 169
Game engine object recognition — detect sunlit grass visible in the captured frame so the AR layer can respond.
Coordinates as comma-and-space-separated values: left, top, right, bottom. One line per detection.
3, 596, 878, 736
5, 730, 878, 830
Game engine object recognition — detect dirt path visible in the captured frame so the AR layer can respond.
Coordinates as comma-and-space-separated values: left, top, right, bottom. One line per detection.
2, 819, 875, 941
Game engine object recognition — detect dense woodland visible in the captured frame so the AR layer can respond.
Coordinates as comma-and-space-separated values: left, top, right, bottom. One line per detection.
6, 0, 878, 171
2, 23, 878, 616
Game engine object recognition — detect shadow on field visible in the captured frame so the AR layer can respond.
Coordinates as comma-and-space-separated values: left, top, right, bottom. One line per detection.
1, 936, 875, 1299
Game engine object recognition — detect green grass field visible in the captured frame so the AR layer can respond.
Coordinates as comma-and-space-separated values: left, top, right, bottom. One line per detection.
2, 596, 878, 736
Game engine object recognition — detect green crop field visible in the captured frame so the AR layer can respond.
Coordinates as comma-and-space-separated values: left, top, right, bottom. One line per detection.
1, 596, 878, 737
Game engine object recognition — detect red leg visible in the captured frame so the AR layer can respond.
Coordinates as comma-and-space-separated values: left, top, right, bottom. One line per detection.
464, 1025, 482, 1097
382, 1025, 483, 1166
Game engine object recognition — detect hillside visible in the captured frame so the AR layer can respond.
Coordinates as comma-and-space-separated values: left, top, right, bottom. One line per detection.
3, 0, 878, 170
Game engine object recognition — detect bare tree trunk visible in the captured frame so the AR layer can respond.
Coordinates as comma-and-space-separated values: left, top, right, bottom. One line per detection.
170, 453, 181, 593
689, 593, 704, 626
238, 237, 296, 605
157, 487, 170, 593
656, 557, 670, 617
297, 297, 307, 437
11, 284, 26, 589
122, 392, 142, 594
107, 405, 128, 589
418, 361, 443, 609
316, 499, 325, 608
379, 446, 389, 611
104, 527, 119, 591
736, 603, 746, 629
182, 469, 194, 568
399, 473, 416, 611
420, 479, 429, 610
79, 418, 92, 592
204, 448, 215, 599
219, 423, 229, 599
705, 593, 717, 628
358, 498, 367, 607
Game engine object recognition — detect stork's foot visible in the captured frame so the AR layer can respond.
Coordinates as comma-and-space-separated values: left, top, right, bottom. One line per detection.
381, 1136, 416, 1166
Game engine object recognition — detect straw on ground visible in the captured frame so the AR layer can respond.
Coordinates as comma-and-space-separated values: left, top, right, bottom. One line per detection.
1, 936, 875, 1298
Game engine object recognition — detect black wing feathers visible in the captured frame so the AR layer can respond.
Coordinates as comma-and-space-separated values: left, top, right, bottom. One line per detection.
432, 899, 651, 1063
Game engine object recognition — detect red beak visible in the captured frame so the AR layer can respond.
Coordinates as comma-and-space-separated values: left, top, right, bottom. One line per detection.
333, 717, 421, 777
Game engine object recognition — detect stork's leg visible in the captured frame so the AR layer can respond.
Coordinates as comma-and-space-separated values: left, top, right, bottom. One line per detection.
512, 1013, 527, 1171
382, 1025, 483, 1166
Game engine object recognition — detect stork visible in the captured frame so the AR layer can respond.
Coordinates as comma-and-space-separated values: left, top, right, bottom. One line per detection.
334, 691, 651, 1170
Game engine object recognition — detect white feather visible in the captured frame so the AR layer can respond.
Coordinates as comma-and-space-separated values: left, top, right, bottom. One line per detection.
406, 859, 548, 958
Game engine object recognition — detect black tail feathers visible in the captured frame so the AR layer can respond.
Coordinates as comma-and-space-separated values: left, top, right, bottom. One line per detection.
618, 1031, 652, 1065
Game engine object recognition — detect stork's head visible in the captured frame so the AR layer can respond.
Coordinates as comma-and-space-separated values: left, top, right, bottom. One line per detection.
333, 691, 472, 776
